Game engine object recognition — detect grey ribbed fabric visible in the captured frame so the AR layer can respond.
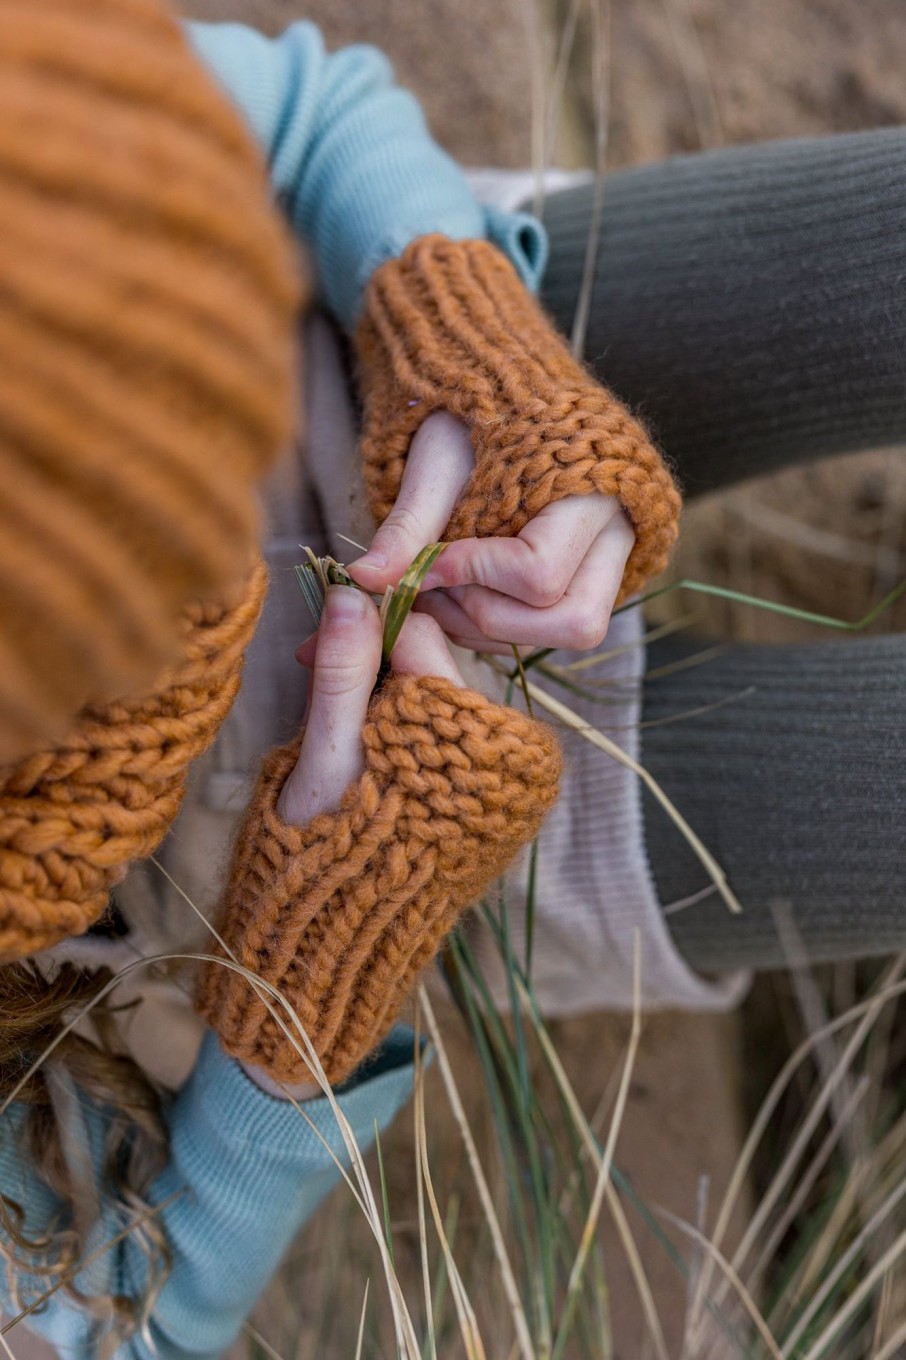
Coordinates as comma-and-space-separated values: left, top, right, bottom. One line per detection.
533, 128, 906, 971
640, 634, 906, 971
536, 127, 906, 497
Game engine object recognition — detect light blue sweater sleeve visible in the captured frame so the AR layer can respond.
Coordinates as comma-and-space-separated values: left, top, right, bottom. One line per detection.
187, 21, 547, 329
0, 1030, 416, 1359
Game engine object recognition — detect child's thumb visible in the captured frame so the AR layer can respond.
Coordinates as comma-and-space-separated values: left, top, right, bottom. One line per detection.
277, 586, 382, 826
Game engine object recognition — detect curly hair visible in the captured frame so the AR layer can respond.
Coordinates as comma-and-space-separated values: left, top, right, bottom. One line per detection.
0, 959, 171, 1354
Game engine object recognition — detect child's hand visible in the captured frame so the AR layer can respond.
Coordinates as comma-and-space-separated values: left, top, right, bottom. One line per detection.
202, 579, 560, 1091
242, 584, 464, 1099
349, 411, 635, 656
277, 583, 465, 827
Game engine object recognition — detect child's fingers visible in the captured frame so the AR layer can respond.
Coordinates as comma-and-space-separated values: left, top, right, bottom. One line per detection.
349, 411, 474, 590
413, 591, 529, 655
442, 515, 634, 651
420, 493, 624, 602
390, 610, 468, 683
277, 587, 383, 826
294, 632, 317, 668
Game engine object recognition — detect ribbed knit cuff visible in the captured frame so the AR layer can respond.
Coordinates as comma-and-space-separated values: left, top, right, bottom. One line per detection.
356, 233, 681, 602
183, 1028, 417, 1162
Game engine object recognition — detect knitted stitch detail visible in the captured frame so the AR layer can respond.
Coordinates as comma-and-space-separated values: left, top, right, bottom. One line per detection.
0, 0, 300, 763
0, 560, 268, 963
356, 234, 681, 601
197, 674, 562, 1086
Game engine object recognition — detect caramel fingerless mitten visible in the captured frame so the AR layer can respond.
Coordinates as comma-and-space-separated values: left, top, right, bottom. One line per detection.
356, 234, 681, 600
197, 674, 562, 1087
0, 561, 267, 963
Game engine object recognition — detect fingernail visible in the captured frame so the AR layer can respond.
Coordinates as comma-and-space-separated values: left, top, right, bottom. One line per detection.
349, 550, 386, 573
325, 583, 368, 623
420, 569, 443, 590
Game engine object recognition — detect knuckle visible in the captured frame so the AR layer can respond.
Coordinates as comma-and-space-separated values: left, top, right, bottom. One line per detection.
515, 547, 570, 607
566, 609, 608, 651
528, 573, 568, 608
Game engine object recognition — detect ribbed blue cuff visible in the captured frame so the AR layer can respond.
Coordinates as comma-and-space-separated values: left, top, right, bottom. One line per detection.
187, 1027, 418, 1162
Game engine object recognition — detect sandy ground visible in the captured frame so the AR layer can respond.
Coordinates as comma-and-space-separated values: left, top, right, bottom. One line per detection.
184, 0, 536, 167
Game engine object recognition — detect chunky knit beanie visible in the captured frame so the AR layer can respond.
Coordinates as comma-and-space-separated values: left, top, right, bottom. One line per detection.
356, 234, 681, 600
197, 674, 562, 1086
0, 0, 301, 765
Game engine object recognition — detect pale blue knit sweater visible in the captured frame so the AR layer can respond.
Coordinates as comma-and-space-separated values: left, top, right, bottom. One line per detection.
0, 21, 544, 1360
190, 21, 546, 329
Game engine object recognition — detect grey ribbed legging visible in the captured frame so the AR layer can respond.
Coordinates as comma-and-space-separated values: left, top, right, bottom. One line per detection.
531, 127, 906, 972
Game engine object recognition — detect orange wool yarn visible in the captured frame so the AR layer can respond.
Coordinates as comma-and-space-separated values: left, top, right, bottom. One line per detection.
197, 674, 562, 1087
0, 0, 301, 764
356, 234, 681, 601
0, 560, 268, 964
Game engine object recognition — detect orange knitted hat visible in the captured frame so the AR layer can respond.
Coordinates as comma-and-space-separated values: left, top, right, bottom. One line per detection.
357, 234, 681, 601
0, 0, 301, 765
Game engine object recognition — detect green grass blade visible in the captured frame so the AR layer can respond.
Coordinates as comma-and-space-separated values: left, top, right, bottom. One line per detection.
615, 575, 906, 631
293, 562, 327, 628
374, 1122, 402, 1360
443, 936, 546, 1333
294, 550, 358, 628
381, 543, 446, 661
516, 575, 906, 679
374, 1122, 396, 1273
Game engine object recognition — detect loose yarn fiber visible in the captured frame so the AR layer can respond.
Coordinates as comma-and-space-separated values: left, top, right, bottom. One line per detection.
357, 234, 682, 601
0, 0, 301, 764
198, 673, 562, 1086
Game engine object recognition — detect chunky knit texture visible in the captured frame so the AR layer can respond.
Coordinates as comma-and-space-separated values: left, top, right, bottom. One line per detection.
0, 560, 267, 963
356, 234, 681, 600
0, 0, 300, 764
197, 674, 562, 1086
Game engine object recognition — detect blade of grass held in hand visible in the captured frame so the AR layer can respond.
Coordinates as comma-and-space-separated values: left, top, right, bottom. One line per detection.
294, 547, 357, 628
294, 544, 445, 664
293, 563, 326, 627
380, 543, 446, 662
